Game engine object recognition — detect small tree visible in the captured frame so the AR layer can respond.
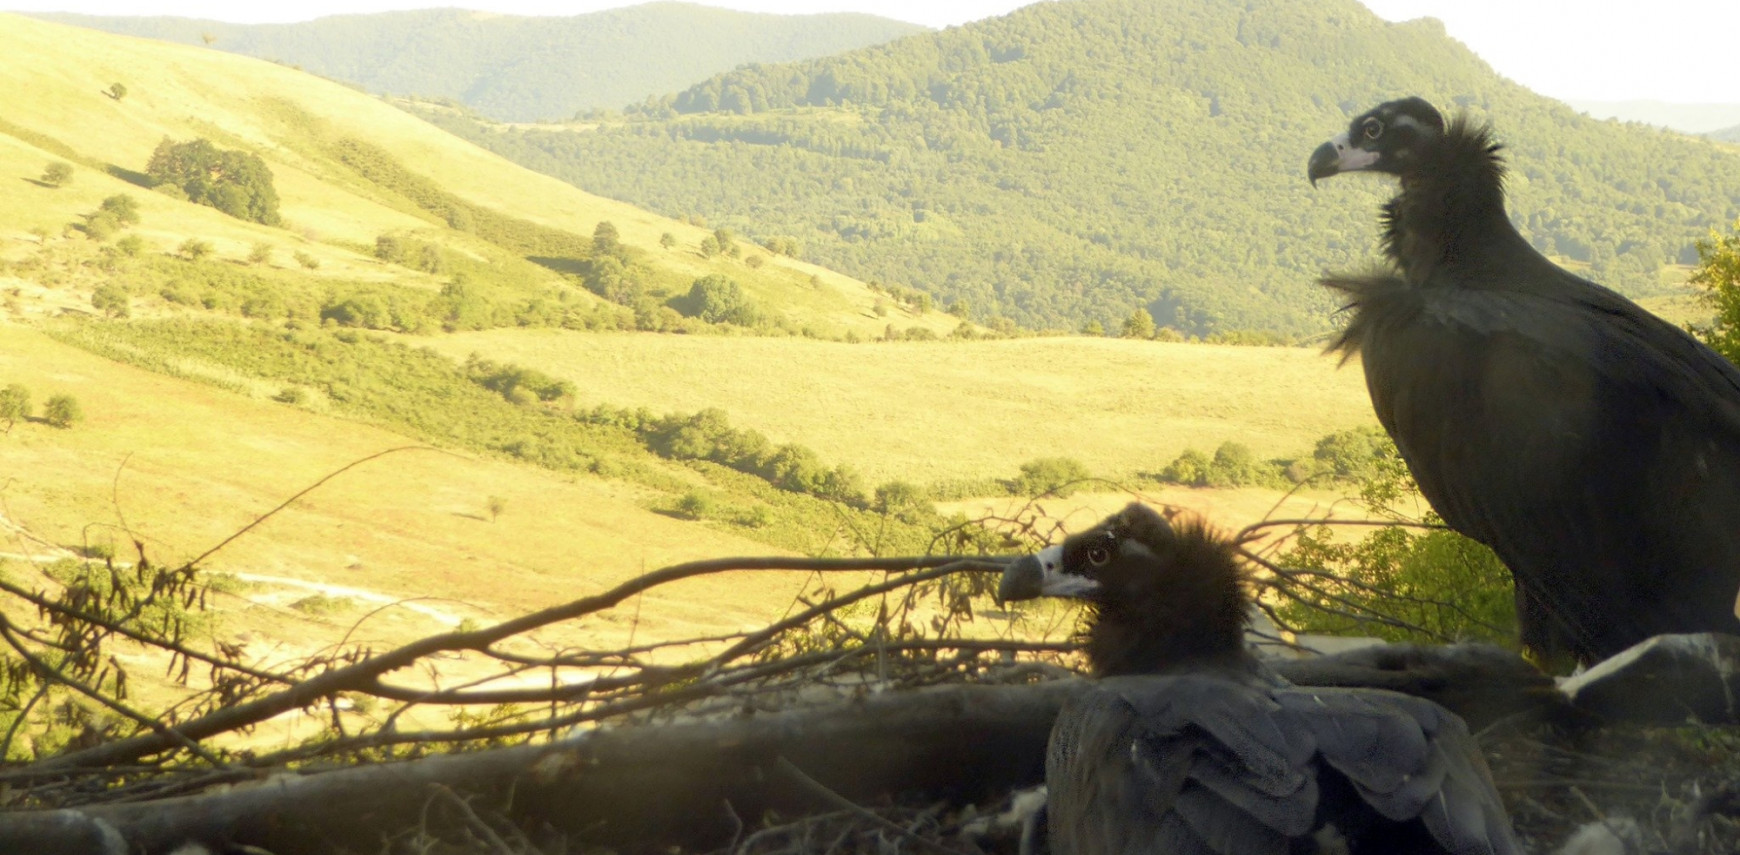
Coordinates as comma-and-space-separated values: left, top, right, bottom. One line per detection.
100, 194, 141, 226
486, 495, 506, 522
178, 238, 213, 261
248, 242, 273, 265
0, 384, 29, 431
107, 82, 128, 100
91, 283, 131, 318
116, 235, 145, 257
745, 255, 765, 269
293, 250, 320, 270
43, 395, 82, 429
593, 221, 621, 256
1012, 457, 1093, 498
682, 274, 758, 326
374, 234, 405, 263
1121, 307, 1156, 339
659, 232, 676, 250
1692, 218, 1740, 364
41, 162, 73, 187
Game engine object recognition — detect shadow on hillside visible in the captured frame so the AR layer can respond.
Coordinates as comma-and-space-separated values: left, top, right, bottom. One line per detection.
104, 165, 153, 189
528, 256, 587, 276
449, 511, 489, 522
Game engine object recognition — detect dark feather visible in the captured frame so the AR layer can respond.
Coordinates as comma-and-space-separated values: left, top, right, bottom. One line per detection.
1000, 504, 1522, 855
1316, 97, 1740, 663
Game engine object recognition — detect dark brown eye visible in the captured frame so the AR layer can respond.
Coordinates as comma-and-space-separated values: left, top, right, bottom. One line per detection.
1362, 118, 1384, 140
1085, 545, 1112, 566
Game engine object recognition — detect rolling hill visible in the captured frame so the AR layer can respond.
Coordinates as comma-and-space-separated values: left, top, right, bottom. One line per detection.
31, 3, 928, 122
426, 0, 1740, 337
0, 12, 960, 343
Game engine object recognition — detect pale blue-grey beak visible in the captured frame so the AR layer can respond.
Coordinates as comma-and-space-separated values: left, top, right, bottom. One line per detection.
998, 545, 1099, 602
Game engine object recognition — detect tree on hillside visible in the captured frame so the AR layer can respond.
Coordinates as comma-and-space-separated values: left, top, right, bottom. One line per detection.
106, 82, 128, 101
680, 274, 758, 326
146, 138, 281, 226
593, 220, 621, 256
1121, 307, 1155, 339
100, 194, 141, 226
178, 238, 213, 261
0, 383, 29, 432
1012, 457, 1092, 498
43, 394, 82, 429
1692, 218, 1740, 365
41, 161, 73, 187
92, 283, 131, 318
659, 232, 676, 250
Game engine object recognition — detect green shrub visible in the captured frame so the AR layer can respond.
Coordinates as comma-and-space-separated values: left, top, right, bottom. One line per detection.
679, 274, 759, 326
99, 194, 140, 226
178, 238, 213, 261
41, 161, 72, 187
43, 394, 82, 429
1012, 457, 1093, 498
91, 283, 130, 318
0, 383, 29, 428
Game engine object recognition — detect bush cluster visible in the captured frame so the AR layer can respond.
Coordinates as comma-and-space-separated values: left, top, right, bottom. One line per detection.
147, 138, 281, 226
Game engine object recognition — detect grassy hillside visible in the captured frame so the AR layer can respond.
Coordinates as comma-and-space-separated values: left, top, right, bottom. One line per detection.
0, 326, 807, 640
33, 4, 927, 122
422, 330, 1374, 484
429, 0, 1740, 337
0, 12, 958, 342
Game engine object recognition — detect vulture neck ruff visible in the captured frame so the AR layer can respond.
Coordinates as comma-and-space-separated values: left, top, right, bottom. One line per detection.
1080, 518, 1258, 679
1381, 116, 1537, 288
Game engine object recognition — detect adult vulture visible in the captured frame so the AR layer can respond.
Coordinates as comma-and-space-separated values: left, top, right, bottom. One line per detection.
999, 503, 1520, 855
1308, 97, 1740, 665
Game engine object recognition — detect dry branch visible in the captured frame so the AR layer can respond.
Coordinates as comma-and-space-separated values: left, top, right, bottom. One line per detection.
0, 642, 1565, 855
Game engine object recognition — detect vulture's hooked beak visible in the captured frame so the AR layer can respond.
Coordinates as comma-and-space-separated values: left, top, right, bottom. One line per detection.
1307, 131, 1378, 186
997, 545, 1099, 603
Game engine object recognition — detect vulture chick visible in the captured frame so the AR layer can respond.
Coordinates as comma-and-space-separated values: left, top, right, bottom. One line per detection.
1309, 97, 1740, 665
999, 503, 1519, 855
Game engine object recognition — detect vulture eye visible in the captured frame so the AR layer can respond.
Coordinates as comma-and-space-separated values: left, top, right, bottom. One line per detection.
1362, 118, 1384, 140
1085, 543, 1113, 566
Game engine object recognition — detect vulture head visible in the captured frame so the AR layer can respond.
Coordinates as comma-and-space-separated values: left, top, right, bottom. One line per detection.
998, 503, 1254, 676
1308, 96, 1447, 185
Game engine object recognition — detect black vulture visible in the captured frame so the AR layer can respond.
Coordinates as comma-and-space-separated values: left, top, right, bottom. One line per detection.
998, 502, 1520, 855
1307, 97, 1740, 665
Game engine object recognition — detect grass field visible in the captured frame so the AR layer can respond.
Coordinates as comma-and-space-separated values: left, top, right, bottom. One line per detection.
0, 324, 825, 657
422, 329, 1378, 485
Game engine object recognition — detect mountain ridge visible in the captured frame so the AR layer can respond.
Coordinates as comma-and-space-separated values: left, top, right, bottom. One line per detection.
425, 0, 1740, 336
30, 3, 928, 122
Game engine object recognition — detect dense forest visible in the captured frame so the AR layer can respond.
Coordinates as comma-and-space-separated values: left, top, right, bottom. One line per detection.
32, 5, 924, 122
425, 0, 1740, 336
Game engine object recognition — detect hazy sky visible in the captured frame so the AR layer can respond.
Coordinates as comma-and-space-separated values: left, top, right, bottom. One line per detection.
7, 0, 1737, 104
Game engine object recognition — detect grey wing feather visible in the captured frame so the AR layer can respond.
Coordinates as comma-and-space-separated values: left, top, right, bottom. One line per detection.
1047, 676, 1521, 855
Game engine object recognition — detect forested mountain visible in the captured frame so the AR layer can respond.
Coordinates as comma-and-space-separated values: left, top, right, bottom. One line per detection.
425, 0, 1740, 336
31, 4, 926, 122
1712, 125, 1740, 144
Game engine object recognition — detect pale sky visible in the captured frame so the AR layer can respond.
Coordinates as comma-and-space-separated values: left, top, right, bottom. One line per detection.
7, 0, 1738, 104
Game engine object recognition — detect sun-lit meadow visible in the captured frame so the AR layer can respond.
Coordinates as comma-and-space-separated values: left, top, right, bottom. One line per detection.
422, 329, 1378, 484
